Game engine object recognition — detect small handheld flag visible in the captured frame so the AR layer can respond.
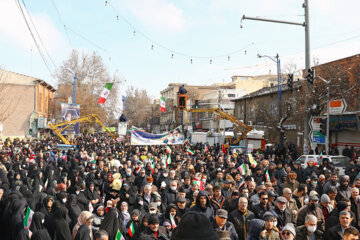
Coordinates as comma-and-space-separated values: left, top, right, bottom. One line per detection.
187, 147, 194, 156
265, 169, 271, 182
238, 163, 246, 175
170, 214, 177, 229
248, 153, 257, 168
115, 229, 125, 240
128, 222, 135, 237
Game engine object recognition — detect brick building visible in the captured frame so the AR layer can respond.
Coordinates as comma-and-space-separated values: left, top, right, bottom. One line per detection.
0, 69, 55, 138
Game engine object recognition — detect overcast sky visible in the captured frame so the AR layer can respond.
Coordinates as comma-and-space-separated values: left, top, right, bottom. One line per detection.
1, 0, 360, 98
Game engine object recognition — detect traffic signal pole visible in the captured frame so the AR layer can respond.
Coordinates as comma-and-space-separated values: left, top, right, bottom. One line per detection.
317, 76, 330, 155
242, 0, 311, 153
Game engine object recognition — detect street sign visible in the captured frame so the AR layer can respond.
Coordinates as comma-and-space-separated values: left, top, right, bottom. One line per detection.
309, 116, 326, 144
312, 131, 325, 144
309, 116, 323, 131
329, 99, 347, 115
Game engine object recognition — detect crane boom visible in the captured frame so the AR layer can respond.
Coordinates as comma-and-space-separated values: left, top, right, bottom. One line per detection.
49, 114, 117, 144
187, 108, 252, 144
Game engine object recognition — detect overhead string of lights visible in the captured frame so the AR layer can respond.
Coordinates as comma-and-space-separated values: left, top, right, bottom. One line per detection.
105, 0, 255, 64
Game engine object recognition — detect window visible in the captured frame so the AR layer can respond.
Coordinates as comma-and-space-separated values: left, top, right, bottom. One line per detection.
238, 104, 244, 119
269, 101, 277, 117
228, 94, 236, 98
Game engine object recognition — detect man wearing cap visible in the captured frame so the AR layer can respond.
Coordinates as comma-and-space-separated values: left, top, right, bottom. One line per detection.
296, 195, 325, 231
212, 209, 238, 240
228, 197, 255, 240
319, 194, 333, 222
262, 211, 280, 240
139, 214, 167, 240
176, 197, 189, 219
307, 175, 319, 194
271, 196, 294, 229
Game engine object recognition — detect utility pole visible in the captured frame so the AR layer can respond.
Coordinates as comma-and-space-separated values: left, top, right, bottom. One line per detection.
72, 74, 77, 105
258, 54, 283, 149
317, 76, 330, 155
242, 0, 311, 153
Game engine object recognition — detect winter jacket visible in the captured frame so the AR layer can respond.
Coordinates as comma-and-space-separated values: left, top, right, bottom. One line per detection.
190, 190, 214, 222
295, 225, 324, 240
212, 219, 238, 240
296, 205, 325, 231
228, 208, 255, 240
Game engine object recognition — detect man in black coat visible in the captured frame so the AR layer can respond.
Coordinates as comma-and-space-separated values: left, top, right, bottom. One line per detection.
212, 209, 238, 240
271, 196, 294, 229
228, 197, 255, 240
251, 191, 271, 219
161, 180, 177, 208
325, 211, 352, 240
138, 214, 168, 240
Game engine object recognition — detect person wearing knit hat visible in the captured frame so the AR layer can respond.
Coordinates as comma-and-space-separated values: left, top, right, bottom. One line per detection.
282, 223, 296, 240
262, 212, 280, 240
319, 194, 333, 222
171, 211, 217, 240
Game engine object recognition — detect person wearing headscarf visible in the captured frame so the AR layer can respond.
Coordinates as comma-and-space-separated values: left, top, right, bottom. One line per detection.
29, 212, 48, 235
126, 209, 142, 239
11, 199, 27, 240
100, 207, 126, 240
30, 229, 51, 240
119, 201, 131, 228
73, 211, 94, 240
84, 182, 100, 206
92, 205, 105, 232
67, 194, 82, 230
51, 207, 72, 240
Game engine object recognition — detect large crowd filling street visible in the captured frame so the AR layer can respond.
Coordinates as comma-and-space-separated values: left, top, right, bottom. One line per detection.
1, 134, 360, 240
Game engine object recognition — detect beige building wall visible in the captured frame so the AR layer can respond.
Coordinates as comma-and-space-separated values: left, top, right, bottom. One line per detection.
2, 85, 34, 137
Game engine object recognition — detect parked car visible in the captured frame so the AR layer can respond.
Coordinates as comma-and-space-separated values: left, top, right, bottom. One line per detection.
319, 155, 350, 176
297, 155, 320, 169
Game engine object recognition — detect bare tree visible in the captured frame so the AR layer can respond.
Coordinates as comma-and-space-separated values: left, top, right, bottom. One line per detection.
55, 50, 122, 125
124, 86, 153, 128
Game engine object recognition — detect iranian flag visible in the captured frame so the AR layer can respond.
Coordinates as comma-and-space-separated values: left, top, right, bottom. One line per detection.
115, 229, 125, 240
238, 163, 246, 175
166, 146, 172, 154
167, 154, 172, 165
192, 178, 205, 191
98, 83, 113, 104
170, 214, 177, 229
160, 96, 166, 112
23, 206, 34, 228
187, 147, 194, 156
128, 222, 135, 237
237, 178, 245, 190
265, 169, 271, 182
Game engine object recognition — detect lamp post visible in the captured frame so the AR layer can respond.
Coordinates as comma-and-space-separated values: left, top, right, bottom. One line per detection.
257, 53, 283, 149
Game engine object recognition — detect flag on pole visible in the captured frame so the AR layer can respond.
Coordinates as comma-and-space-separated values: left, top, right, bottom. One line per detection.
265, 169, 271, 182
160, 96, 166, 112
128, 222, 135, 237
23, 206, 34, 228
319, 152, 323, 159
187, 147, 194, 156
248, 153, 257, 168
256, 151, 261, 159
150, 162, 155, 174
115, 229, 125, 240
167, 154, 172, 166
237, 178, 245, 190
166, 146, 172, 154
97, 83, 113, 104
170, 214, 177, 229
44, 179, 49, 191
88, 202, 94, 212
238, 163, 247, 175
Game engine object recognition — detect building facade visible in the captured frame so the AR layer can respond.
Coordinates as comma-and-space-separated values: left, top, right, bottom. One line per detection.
0, 69, 55, 138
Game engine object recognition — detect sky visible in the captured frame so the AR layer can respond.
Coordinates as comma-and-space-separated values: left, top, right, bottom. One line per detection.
1, 0, 360, 99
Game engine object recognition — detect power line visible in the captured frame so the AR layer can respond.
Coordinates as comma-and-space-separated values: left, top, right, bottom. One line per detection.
67, 27, 109, 53
50, 0, 73, 47
106, 1, 254, 60
14, 0, 53, 75
21, 0, 57, 70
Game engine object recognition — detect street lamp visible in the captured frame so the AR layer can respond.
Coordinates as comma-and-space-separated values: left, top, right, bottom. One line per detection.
257, 53, 283, 149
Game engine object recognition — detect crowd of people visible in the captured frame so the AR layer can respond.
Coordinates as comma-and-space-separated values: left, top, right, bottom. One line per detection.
0, 133, 360, 240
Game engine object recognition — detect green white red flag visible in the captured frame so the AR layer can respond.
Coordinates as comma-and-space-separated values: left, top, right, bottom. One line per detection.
166, 146, 172, 153
98, 83, 113, 104
115, 229, 125, 240
167, 154, 172, 166
170, 214, 177, 229
23, 206, 34, 228
187, 147, 194, 156
160, 96, 166, 112
238, 163, 246, 175
265, 169, 271, 182
128, 222, 135, 237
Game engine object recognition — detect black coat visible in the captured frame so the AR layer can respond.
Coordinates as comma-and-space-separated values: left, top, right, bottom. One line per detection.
295, 225, 324, 240
190, 191, 214, 222
212, 219, 238, 240
74, 224, 91, 240
228, 208, 255, 240
324, 225, 343, 240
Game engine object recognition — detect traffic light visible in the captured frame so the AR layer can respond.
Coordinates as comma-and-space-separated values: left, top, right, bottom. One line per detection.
319, 118, 327, 135
306, 68, 315, 84
29, 128, 32, 135
194, 100, 199, 109
177, 94, 187, 109
287, 74, 294, 90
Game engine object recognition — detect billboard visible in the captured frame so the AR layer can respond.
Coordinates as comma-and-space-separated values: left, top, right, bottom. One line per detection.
61, 103, 80, 135
131, 126, 184, 145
